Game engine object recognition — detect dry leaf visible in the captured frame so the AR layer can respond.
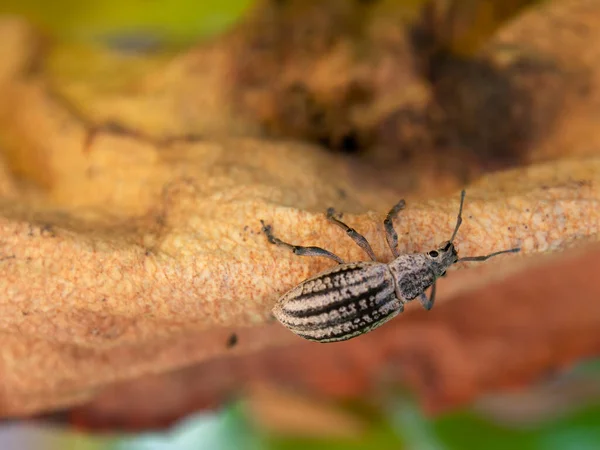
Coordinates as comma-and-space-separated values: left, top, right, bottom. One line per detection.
0, 0, 599, 428
67, 242, 600, 431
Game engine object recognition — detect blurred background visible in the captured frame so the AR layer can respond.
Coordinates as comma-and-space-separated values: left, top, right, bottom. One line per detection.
0, 0, 599, 448
3, 360, 600, 449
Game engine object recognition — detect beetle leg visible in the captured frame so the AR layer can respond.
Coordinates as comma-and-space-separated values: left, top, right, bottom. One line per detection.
326, 208, 377, 261
418, 282, 436, 310
261, 221, 345, 264
384, 199, 406, 259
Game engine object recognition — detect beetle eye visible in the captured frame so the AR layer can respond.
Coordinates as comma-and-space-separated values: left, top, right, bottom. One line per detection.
441, 270, 447, 277
428, 250, 439, 257
443, 242, 452, 252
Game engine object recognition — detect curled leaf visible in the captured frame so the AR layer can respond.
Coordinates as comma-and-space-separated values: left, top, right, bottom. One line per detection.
0, 0, 599, 426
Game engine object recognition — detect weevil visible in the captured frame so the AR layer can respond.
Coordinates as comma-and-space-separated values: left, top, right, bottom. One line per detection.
261, 190, 520, 343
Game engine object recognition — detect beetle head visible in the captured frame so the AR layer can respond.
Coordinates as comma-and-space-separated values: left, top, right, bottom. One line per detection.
425, 241, 458, 277
427, 190, 520, 276
424, 190, 466, 277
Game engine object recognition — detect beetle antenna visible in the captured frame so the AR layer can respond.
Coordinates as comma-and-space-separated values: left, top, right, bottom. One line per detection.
458, 247, 521, 262
449, 190, 466, 242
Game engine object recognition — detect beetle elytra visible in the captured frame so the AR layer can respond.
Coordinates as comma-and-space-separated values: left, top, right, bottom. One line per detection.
261, 190, 520, 343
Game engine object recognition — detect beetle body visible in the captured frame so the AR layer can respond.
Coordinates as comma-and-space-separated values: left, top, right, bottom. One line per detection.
263, 190, 519, 343
273, 250, 455, 342
274, 262, 400, 342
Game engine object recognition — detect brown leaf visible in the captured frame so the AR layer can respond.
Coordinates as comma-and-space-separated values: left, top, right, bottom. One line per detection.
231, 0, 600, 195
0, 0, 599, 428
67, 243, 600, 431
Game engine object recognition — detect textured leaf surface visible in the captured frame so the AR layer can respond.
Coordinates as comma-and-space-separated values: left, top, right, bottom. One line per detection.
0, 0, 599, 426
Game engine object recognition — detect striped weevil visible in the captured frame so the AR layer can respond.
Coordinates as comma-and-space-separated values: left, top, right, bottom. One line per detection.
261, 190, 520, 343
